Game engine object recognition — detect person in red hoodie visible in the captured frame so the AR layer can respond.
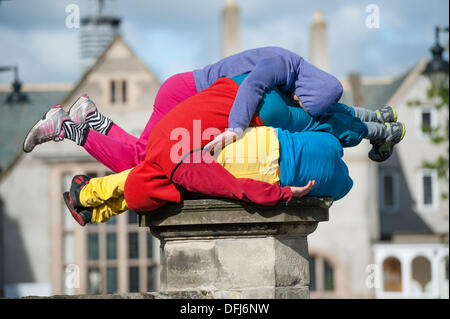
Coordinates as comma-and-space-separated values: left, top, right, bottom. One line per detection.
63, 75, 316, 226
124, 76, 296, 212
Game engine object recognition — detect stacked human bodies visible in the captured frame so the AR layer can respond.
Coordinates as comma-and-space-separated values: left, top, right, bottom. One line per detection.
23, 47, 406, 226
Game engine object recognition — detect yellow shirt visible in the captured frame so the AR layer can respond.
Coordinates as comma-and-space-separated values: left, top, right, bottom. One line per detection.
214, 126, 280, 185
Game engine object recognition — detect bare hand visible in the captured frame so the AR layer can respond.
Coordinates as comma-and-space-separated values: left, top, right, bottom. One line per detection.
204, 130, 240, 154
290, 180, 316, 198
292, 94, 308, 113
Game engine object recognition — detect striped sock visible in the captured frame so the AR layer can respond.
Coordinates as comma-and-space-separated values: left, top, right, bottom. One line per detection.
62, 121, 90, 146
86, 111, 113, 135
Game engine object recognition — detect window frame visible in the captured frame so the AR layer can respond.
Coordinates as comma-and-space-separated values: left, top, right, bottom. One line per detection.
122, 80, 127, 104
379, 169, 400, 213
416, 168, 439, 212
110, 80, 116, 104
309, 254, 335, 295
415, 106, 437, 139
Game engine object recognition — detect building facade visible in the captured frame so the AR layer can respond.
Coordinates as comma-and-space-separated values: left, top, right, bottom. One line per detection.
308, 57, 449, 299
0, 4, 448, 299
0, 34, 162, 297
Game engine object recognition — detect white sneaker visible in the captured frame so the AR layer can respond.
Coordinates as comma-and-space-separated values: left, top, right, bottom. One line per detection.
68, 94, 97, 125
23, 104, 70, 153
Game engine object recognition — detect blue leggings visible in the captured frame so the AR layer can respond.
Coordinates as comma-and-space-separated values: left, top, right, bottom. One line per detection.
232, 73, 368, 148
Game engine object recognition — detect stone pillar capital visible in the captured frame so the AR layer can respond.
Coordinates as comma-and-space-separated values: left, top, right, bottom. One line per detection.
139, 197, 332, 299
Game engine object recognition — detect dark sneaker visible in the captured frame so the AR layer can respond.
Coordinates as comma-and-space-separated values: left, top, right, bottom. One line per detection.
68, 94, 97, 125
376, 106, 397, 123
63, 192, 92, 226
369, 122, 406, 162
23, 104, 70, 153
69, 175, 90, 209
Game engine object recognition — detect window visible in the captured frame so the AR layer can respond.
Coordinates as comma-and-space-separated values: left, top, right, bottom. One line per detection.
383, 257, 402, 292
106, 267, 118, 294
309, 255, 334, 293
147, 267, 156, 291
128, 211, 138, 225
110, 80, 127, 104
129, 232, 139, 259
88, 268, 101, 294
147, 232, 153, 259
122, 80, 127, 103
411, 256, 432, 293
416, 107, 436, 138
59, 168, 159, 295
379, 170, 399, 212
129, 267, 139, 292
110, 81, 116, 103
422, 111, 432, 133
324, 260, 334, 291
423, 175, 433, 205
445, 258, 449, 281
88, 233, 99, 260
106, 233, 117, 260
417, 169, 438, 211
309, 256, 316, 292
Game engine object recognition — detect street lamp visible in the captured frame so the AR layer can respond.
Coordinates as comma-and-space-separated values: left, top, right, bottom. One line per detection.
423, 26, 449, 89
0, 65, 29, 104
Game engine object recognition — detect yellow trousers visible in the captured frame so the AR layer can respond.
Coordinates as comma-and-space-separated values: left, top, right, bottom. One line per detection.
80, 168, 131, 223
80, 127, 280, 223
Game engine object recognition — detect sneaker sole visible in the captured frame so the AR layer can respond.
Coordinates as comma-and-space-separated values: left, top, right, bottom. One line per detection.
395, 122, 406, 143
63, 192, 86, 227
391, 106, 398, 123
368, 122, 405, 162
377, 106, 398, 123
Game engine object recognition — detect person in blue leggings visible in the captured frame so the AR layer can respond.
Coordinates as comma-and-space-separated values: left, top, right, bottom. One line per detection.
223, 73, 406, 162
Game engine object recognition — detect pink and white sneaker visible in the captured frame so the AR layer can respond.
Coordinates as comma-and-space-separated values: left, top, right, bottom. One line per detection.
68, 94, 97, 125
23, 104, 70, 153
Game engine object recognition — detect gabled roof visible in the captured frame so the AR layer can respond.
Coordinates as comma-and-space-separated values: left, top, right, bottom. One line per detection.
60, 32, 160, 106
339, 66, 416, 110
0, 33, 159, 181
0, 90, 68, 177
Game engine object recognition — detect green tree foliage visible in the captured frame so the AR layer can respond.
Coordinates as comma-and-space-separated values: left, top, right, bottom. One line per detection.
408, 81, 449, 199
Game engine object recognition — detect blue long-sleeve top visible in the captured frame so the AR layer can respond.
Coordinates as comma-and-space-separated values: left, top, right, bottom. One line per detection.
192, 46, 343, 133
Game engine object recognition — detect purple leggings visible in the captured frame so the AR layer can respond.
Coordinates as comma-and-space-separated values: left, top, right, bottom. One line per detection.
83, 72, 198, 173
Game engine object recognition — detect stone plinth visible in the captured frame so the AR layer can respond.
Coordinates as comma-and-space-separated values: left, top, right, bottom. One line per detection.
140, 197, 332, 299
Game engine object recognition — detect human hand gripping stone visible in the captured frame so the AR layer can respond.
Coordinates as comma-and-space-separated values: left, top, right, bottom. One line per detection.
290, 180, 316, 198
203, 129, 240, 154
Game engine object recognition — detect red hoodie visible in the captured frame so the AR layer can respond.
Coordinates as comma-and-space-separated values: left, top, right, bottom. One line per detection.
124, 77, 291, 212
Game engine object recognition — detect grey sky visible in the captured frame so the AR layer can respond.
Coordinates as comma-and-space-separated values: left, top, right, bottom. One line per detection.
0, 0, 448, 85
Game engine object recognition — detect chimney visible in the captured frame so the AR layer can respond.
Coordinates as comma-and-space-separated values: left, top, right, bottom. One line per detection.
348, 72, 364, 106
80, 0, 121, 70
309, 10, 329, 72
221, 0, 240, 58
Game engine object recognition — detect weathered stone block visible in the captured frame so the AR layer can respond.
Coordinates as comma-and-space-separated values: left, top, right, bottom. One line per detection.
140, 197, 331, 299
